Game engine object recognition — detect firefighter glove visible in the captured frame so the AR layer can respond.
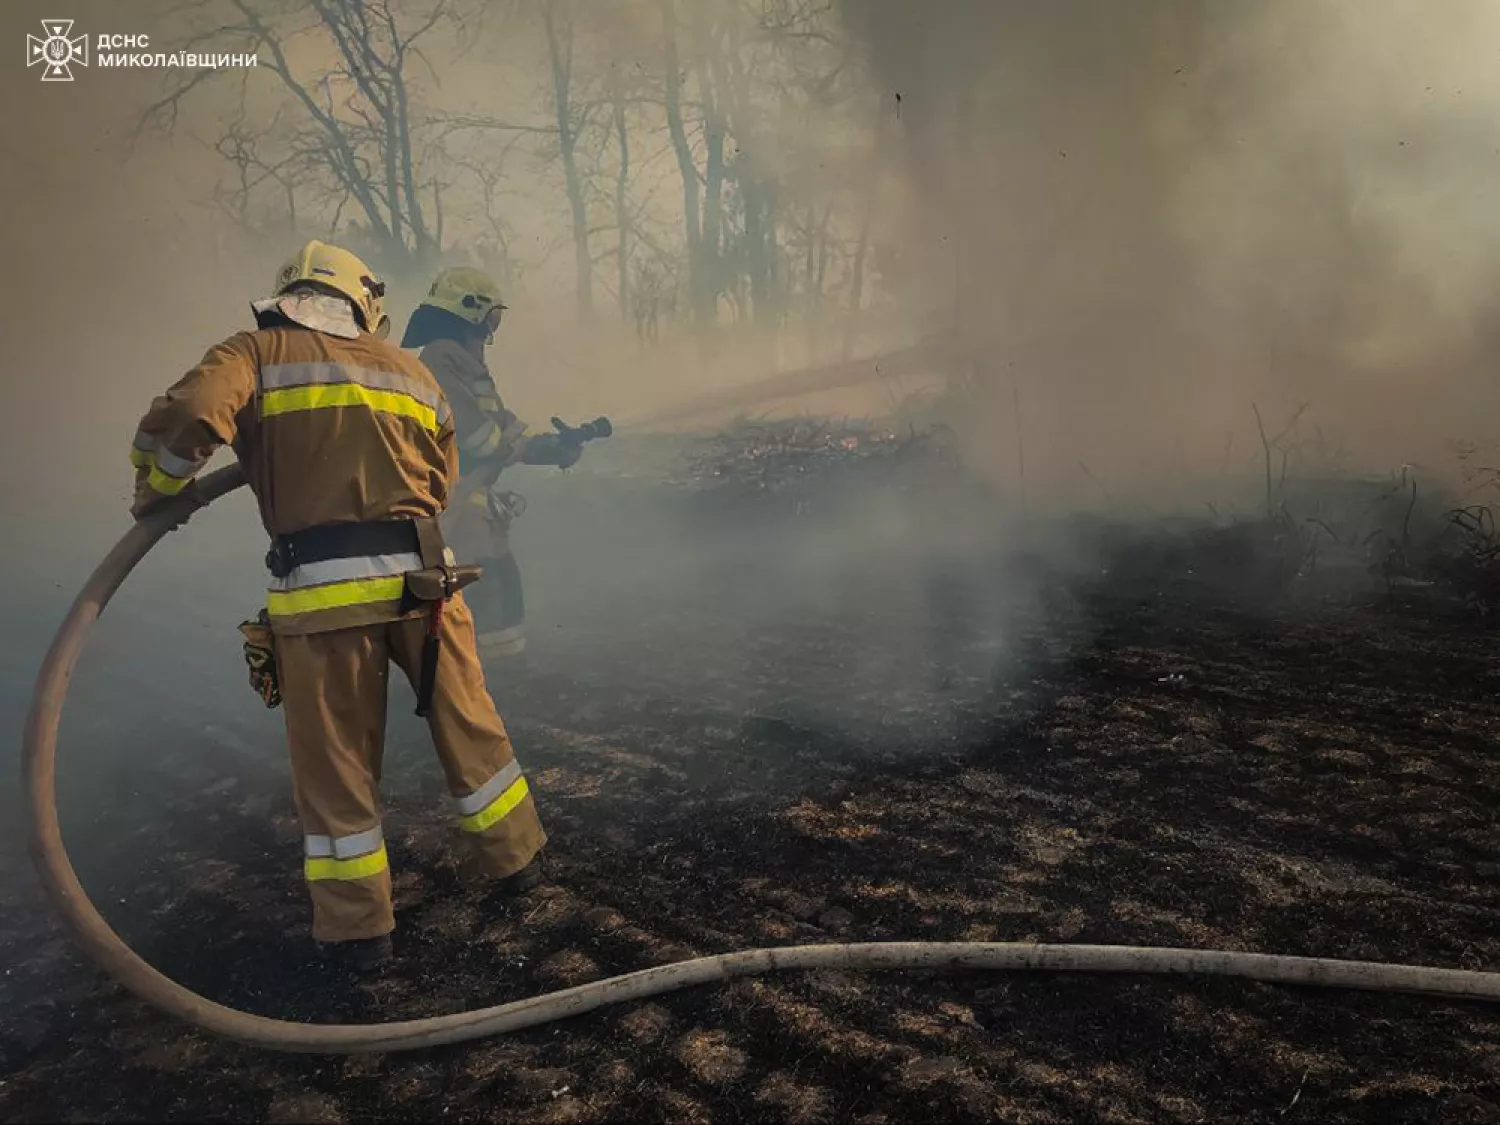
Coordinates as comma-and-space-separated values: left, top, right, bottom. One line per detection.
238, 612, 282, 709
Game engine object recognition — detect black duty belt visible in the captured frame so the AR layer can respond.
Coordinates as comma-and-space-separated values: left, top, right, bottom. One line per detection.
266, 518, 434, 579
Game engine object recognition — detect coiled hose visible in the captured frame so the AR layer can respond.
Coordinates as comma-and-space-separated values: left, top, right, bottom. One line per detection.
22, 463, 1500, 1054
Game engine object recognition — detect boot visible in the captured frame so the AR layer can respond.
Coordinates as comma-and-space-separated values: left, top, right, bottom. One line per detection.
319, 933, 394, 974
487, 852, 546, 904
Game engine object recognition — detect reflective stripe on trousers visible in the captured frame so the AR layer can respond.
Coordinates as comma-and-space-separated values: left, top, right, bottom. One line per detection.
303, 825, 388, 882
259, 362, 453, 434
477, 624, 526, 656
452, 759, 530, 834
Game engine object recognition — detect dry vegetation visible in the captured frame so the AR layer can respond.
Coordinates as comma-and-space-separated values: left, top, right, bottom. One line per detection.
6, 427, 1500, 1122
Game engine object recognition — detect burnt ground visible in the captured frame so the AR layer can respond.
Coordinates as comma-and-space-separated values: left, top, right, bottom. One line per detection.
6, 462, 1500, 1123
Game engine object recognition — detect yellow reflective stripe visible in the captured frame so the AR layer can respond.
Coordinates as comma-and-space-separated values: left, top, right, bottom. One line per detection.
262, 383, 439, 433
304, 844, 389, 882
129, 448, 152, 469
476, 424, 503, 456
147, 465, 193, 495
458, 777, 530, 834
266, 575, 406, 616
462, 421, 504, 457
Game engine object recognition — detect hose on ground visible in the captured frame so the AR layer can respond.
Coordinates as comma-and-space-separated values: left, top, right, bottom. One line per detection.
23, 463, 1500, 1055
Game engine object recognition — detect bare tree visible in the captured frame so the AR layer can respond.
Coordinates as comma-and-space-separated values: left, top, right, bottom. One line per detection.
659, 0, 707, 327
607, 61, 632, 320
541, 0, 595, 313
145, 0, 464, 277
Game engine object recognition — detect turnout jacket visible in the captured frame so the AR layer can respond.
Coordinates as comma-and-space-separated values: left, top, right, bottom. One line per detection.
130, 313, 459, 636
417, 338, 529, 490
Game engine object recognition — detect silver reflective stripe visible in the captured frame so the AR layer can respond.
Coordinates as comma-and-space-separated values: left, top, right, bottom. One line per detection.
261, 362, 446, 415
152, 445, 204, 479
460, 419, 503, 453
304, 825, 383, 859
452, 759, 524, 817
269, 551, 422, 592
493, 636, 526, 656
132, 430, 157, 453
479, 625, 525, 644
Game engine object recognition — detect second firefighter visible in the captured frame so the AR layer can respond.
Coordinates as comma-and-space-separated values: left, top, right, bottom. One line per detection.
400, 268, 588, 665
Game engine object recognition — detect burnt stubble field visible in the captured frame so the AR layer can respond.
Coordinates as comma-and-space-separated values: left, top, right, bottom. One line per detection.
6, 440, 1500, 1124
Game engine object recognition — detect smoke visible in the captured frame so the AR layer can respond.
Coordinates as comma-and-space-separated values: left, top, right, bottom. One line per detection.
836, 0, 1500, 508
6, 0, 1500, 781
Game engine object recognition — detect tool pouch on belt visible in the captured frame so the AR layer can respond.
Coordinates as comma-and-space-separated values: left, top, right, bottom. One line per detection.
238, 610, 281, 709
402, 555, 484, 719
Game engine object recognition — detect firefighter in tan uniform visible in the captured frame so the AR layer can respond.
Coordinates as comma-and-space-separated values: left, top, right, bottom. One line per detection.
399, 268, 590, 664
128, 242, 546, 972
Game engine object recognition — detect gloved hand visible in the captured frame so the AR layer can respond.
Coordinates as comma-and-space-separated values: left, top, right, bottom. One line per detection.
519, 433, 583, 469
238, 613, 282, 709
132, 478, 208, 524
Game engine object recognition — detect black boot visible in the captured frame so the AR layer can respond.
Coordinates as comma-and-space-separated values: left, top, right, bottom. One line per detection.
319, 933, 394, 974
489, 853, 546, 902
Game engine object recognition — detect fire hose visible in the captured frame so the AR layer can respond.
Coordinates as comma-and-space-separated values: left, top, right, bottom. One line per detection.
22, 462, 1500, 1055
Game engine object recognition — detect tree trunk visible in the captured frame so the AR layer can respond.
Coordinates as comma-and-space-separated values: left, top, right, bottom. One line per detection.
701, 111, 725, 325
802, 209, 816, 311
660, 0, 703, 324
844, 98, 891, 360
714, 18, 781, 329
694, 13, 726, 327
543, 0, 593, 314
611, 65, 631, 321
814, 202, 832, 300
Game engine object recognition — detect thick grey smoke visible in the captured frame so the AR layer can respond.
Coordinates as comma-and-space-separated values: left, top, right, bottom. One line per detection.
837, 0, 1500, 508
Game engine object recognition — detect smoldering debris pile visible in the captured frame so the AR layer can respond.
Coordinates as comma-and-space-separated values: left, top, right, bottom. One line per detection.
671, 417, 966, 506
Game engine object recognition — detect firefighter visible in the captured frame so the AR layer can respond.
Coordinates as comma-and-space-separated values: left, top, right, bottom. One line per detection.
399, 267, 585, 666
128, 241, 547, 973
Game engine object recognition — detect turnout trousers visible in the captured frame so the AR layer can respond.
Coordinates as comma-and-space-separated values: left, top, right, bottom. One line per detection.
443, 491, 526, 660
274, 592, 546, 942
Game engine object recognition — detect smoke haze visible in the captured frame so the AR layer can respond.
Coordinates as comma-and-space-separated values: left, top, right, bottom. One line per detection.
4, 2, 1499, 510
5, 0, 1500, 781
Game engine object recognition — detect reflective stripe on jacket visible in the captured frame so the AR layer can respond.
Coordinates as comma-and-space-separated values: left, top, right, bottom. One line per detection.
129, 323, 459, 636
418, 338, 529, 482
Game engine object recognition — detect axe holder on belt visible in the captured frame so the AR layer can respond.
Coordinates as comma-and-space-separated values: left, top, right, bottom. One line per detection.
403, 520, 482, 718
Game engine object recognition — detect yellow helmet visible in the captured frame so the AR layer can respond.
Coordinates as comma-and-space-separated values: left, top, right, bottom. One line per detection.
419, 266, 507, 331
272, 240, 389, 337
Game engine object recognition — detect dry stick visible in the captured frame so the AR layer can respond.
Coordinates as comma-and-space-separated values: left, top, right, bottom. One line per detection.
1253, 403, 1274, 517
1079, 461, 1113, 510
1252, 402, 1310, 518
1401, 472, 1418, 566
1013, 383, 1027, 519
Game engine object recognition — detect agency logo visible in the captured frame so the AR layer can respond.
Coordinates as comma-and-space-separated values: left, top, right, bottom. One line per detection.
26, 19, 88, 82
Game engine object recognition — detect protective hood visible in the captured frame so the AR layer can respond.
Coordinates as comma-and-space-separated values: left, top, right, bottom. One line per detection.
251, 291, 363, 340
400, 303, 478, 349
